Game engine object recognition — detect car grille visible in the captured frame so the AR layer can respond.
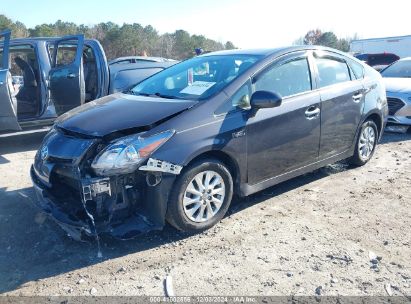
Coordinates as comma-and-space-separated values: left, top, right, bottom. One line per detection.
387, 98, 405, 116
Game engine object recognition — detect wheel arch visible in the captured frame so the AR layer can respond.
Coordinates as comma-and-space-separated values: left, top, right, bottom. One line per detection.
364, 112, 384, 139
183, 150, 241, 194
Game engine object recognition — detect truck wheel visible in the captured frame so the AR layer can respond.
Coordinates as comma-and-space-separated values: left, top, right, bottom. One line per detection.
349, 120, 378, 166
166, 159, 233, 232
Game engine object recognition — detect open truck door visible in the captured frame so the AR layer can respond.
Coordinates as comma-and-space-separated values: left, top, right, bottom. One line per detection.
0, 30, 21, 132
49, 35, 85, 116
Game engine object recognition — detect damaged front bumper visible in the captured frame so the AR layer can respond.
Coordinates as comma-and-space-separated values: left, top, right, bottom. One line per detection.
30, 162, 177, 241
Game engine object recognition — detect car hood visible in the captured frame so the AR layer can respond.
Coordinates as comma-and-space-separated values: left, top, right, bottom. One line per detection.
55, 93, 197, 137
383, 77, 411, 93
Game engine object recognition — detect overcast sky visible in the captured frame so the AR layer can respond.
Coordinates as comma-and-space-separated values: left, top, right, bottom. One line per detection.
1, 0, 407, 48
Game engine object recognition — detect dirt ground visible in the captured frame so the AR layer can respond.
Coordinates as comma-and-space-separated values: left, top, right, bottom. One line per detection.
0, 130, 410, 297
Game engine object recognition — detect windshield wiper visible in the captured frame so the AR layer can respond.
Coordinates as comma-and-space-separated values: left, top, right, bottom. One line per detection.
124, 89, 137, 95
125, 91, 178, 99
153, 92, 177, 99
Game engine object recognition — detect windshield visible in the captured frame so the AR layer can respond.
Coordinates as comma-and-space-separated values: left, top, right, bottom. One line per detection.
129, 54, 262, 100
381, 60, 411, 78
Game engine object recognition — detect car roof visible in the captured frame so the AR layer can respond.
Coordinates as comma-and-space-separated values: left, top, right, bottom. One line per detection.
200, 45, 351, 58
4, 36, 96, 45
109, 56, 176, 64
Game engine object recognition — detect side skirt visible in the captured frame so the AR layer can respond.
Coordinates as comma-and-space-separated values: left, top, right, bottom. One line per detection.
240, 148, 354, 197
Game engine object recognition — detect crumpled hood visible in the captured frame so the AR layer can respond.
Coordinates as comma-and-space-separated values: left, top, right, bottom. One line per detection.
383, 77, 411, 93
55, 93, 196, 137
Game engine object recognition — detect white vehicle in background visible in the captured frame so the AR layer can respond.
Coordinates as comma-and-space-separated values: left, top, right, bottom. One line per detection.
350, 35, 411, 59
381, 57, 411, 132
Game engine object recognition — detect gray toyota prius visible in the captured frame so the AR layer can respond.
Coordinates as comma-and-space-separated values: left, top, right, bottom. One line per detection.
31, 46, 388, 241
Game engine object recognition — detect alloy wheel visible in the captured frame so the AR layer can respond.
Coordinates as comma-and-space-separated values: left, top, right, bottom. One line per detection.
182, 170, 226, 223
358, 125, 376, 161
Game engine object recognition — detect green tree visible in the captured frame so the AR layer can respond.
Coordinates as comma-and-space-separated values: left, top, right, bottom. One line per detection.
301, 29, 357, 52
1, 14, 230, 60
224, 41, 235, 50
0, 15, 28, 38
336, 38, 350, 52
304, 29, 322, 45
317, 32, 338, 48
173, 30, 194, 59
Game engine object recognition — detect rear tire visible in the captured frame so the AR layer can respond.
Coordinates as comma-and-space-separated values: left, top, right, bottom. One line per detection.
348, 120, 378, 166
166, 159, 233, 232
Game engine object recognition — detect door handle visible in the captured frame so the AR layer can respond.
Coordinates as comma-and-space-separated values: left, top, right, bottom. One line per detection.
305, 107, 320, 119
67, 73, 76, 79
352, 93, 363, 103
0, 81, 3, 86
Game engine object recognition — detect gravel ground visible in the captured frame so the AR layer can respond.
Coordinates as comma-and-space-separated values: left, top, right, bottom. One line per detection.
0, 130, 410, 297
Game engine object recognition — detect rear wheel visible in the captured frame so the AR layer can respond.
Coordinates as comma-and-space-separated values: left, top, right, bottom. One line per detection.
348, 120, 378, 166
166, 159, 233, 232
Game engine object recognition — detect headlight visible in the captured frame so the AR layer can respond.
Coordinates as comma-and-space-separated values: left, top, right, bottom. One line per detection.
91, 130, 174, 176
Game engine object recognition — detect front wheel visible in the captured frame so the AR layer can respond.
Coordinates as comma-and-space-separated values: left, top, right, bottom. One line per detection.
166, 159, 233, 232
348, 120, 378, 166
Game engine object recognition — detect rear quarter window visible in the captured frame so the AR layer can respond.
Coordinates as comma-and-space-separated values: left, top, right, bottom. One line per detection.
347, 59, 365, 79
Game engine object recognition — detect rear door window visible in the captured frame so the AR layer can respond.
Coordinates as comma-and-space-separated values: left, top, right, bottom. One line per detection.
316, 57, 351, 88
48, 43, 78, 66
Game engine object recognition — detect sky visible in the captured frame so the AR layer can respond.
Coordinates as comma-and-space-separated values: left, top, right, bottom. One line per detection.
1, 0, 407, 48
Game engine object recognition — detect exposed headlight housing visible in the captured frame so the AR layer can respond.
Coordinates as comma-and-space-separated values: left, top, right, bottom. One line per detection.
91, 130, 175, 176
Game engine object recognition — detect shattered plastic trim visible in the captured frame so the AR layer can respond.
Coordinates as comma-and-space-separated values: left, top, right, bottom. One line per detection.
139, 158, 183, 174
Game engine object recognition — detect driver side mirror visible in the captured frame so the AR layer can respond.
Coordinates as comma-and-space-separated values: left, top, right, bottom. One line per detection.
250, 90, 282, 109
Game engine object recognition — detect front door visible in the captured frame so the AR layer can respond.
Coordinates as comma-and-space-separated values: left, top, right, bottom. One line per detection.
313, 53, 365, 158
49, 35, 85, 116
0, 30, 21, 132
246, 52, 321, 185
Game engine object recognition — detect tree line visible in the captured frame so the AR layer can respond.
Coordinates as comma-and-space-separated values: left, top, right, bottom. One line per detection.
0, 15, 236, 60
294, 29, 358, 52
1, 14, 358, 60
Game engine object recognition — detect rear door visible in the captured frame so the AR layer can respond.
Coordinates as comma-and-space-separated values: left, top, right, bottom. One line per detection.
314, 52, 365, 158
0, 30, 21, 132
49, 35, 85, 116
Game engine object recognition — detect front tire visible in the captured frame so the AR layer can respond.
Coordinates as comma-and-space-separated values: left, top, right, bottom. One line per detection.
348, 120, 378, 166
166, 159, 233, 232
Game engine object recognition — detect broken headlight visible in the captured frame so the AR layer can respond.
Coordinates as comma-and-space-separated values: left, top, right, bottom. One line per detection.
91, 130, 174, 176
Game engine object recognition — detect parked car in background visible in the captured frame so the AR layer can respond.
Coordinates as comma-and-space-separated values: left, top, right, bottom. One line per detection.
0, 30, 176, 134
381, 57, 411, 128
109, 56, 177, 65
31, 46, 387, 241
355, 53, 400, 71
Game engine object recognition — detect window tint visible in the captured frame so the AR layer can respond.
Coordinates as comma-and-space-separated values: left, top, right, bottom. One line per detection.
347, 59, 364, 79
316, 57, 351, 87
255, 58, 312, 98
